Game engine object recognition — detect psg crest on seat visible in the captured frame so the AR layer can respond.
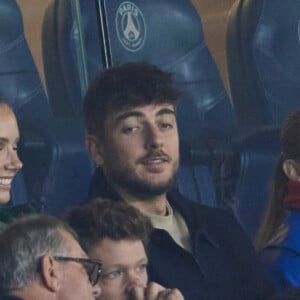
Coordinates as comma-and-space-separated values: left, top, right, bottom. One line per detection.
116, 1, 146, 52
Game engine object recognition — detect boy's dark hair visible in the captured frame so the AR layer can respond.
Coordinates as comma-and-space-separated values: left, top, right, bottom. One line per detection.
64, 198, 153, 255
83, 62, 180, 137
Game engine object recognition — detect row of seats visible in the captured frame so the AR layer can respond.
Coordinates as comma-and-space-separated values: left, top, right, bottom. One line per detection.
1, 0, 299, 241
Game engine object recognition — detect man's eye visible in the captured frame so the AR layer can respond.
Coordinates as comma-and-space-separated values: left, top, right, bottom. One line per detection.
122, 127, 138, 134
136, 264, 147, 272
102, 270, 123, 280
160, 123, 173, 129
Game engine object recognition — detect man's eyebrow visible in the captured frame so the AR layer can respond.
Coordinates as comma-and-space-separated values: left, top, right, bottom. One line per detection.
0, 137, 8, 143
136, 257, 148, 264
114, 107, 175, 125
115, 111, 144, 123
156, 108, 175, 116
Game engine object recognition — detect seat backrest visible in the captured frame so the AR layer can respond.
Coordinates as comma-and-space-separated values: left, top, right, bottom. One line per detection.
0, 0, 51, 121
43, 0, 237, 135
42, 0, 237, 207
223, 0, 300, 239
42, 0, 101, 117
220, 127, 280, 240
227, 0, 300, 130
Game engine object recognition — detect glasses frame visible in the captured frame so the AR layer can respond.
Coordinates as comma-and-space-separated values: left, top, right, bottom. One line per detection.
53, 256, 102, 286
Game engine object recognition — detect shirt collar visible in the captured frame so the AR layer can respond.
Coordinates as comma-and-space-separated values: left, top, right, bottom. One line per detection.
167, 189, 220, 249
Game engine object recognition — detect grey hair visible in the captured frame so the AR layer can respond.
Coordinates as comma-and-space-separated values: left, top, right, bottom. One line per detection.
0, 214, 77, 293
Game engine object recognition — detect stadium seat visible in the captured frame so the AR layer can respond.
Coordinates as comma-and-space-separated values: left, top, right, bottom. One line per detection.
221, 0, 300, 239
227, 0, 300, 130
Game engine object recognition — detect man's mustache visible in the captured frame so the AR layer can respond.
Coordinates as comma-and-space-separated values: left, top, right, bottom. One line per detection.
138, 150, 172, 163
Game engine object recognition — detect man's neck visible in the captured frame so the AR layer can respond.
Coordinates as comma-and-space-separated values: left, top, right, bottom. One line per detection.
114, 186, 168, 215
128, 196, 168, 216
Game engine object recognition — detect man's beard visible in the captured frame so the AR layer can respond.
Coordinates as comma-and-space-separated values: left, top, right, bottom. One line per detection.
104, 161, 178, 200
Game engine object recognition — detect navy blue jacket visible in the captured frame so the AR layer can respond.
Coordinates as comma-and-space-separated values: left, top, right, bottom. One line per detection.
147, 190, 274, 300
262, 210, 300, 293
89, 168, 275, 300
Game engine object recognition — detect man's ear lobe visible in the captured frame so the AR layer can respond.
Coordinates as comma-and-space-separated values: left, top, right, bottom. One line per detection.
40, 256, 61, 292
283, 159, 300, 180
86, 134, 104, 166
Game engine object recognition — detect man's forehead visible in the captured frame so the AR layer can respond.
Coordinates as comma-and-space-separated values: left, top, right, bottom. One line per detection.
110, 103, 175, 120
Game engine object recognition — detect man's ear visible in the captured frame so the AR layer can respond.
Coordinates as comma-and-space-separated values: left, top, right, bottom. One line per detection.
40, 256, 62, 292
86, 134, 104, 166
283, 159, 300, 180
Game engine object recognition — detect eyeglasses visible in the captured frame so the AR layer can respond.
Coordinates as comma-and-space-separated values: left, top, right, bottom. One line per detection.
54, 256, 102, 286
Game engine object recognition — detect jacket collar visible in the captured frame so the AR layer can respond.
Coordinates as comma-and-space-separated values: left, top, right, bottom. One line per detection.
89, 167, 220, 249
166, 189, 220, 249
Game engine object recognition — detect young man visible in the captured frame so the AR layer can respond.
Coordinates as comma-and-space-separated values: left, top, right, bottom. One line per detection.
83, 62, 274, 300
0, 214, 101, 300
65, 198, 184, 300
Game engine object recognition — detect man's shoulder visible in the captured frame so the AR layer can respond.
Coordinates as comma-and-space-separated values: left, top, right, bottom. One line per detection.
167, 189, 244, 242
167, 189, 235, 220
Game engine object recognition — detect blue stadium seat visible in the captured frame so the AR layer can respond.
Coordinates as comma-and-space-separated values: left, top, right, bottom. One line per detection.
227, 0, 300, 130
222, 0, 300, 239
220, 127, 280, 240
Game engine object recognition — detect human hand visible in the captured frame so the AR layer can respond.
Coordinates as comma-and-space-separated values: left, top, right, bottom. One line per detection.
130, 281, 184, 300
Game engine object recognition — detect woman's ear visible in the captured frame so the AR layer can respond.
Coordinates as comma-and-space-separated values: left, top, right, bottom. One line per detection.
283, 159, 300, 180
86, 134, 104, 167
40, 255, 62, 292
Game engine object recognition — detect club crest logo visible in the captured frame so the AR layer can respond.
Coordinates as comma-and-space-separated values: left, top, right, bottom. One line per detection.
116, 1, 146, 52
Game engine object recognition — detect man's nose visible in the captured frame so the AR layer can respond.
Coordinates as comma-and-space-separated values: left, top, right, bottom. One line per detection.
145, 125, 163, 150
127, 272, 146, 290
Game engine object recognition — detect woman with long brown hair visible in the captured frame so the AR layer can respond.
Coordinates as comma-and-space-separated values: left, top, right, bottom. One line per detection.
256, 109, 300, 292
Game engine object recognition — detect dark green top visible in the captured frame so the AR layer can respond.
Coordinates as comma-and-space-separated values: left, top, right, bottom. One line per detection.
0, 203, 36, 232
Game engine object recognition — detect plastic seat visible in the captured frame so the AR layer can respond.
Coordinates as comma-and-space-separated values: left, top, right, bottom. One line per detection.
220, 127, 280, 240
227, 0, 300, 130
221, 0, 300, 239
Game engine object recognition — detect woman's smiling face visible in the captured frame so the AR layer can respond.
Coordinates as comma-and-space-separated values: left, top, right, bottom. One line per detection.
0, 104, 23, 204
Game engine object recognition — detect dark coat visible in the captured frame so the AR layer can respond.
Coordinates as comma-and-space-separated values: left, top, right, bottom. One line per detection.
147, 190, 274, 300
262, 210, 300, 293
89, 168, 275, 300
